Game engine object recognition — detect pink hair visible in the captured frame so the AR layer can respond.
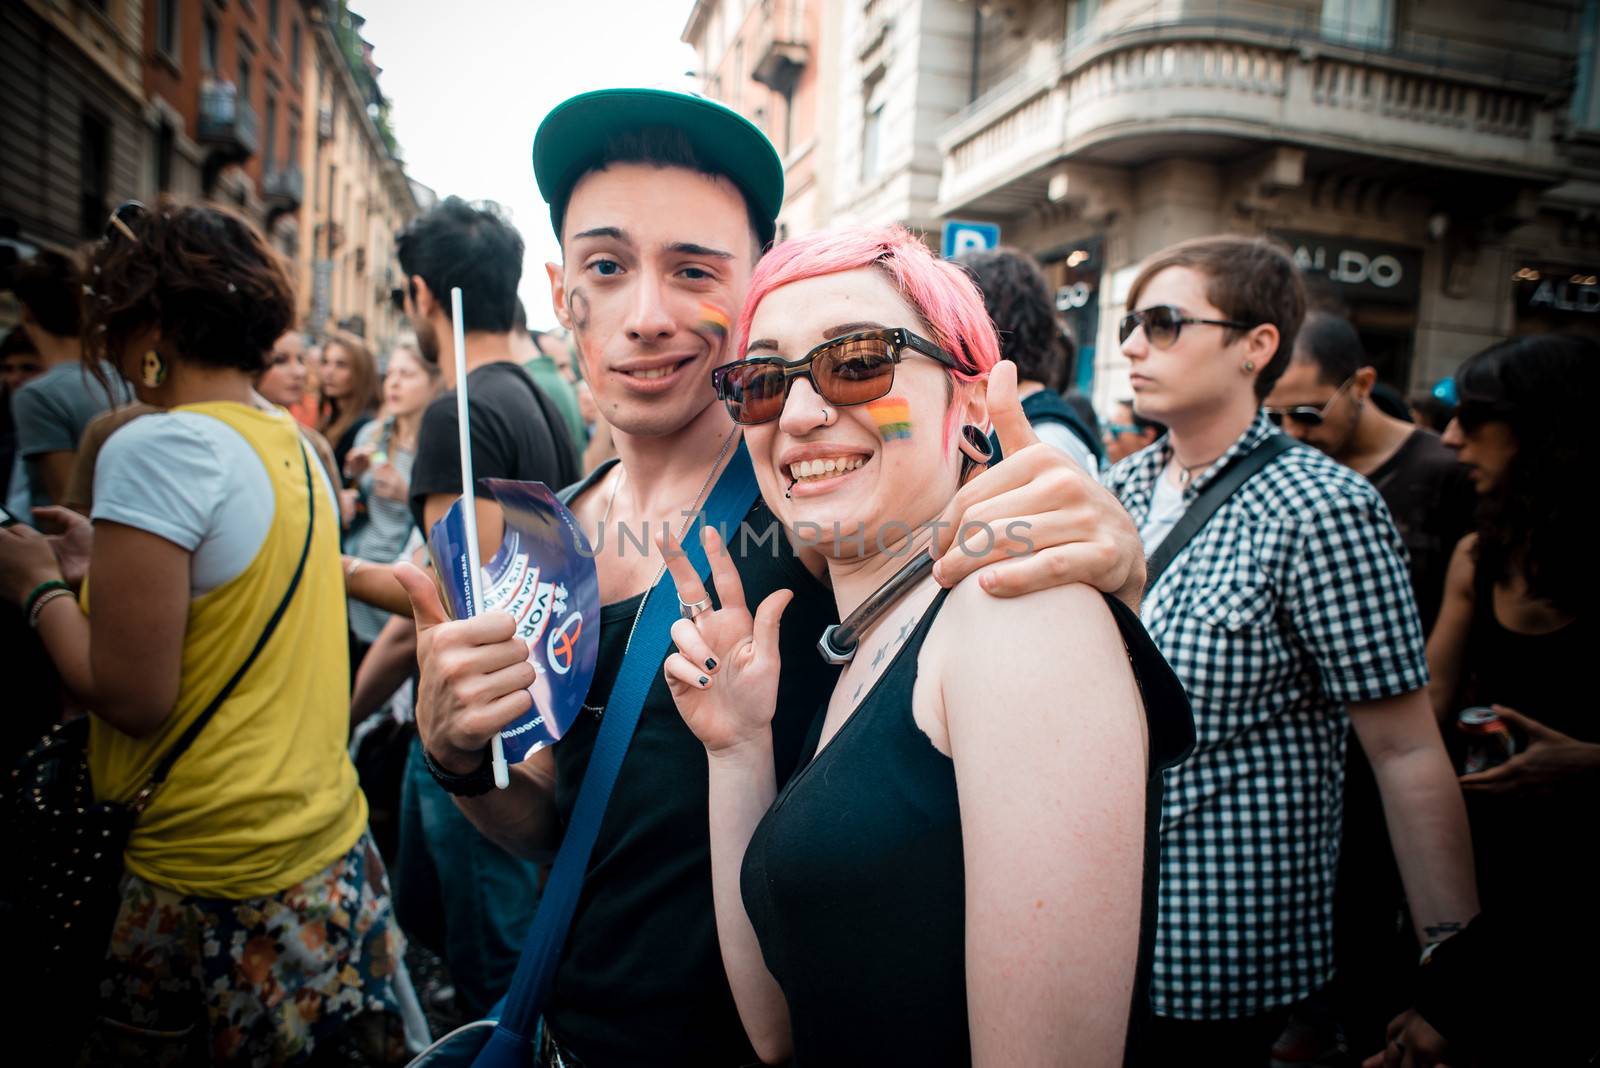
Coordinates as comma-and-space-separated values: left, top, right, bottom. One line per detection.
737, 225, 999, 447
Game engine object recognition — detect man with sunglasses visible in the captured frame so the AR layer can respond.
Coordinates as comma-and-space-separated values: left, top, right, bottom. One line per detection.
1107, 236, 1477, 1068
1264, 311, 1477, 1061
1267, 312, 1475, 634
391, 88, 1149, 1067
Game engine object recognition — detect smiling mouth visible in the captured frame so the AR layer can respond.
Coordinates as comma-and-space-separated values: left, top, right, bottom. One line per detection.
619, 358, 692, 381
787, 456, 868, 484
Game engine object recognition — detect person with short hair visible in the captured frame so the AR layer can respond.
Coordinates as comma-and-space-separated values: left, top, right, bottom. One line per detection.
397, 87, 1151, 1068
1267, 312, 1475, 632
388, 195, 582, 1018
1264, 316, 1476, 1062
1104, 398, 1163, 462
0, 200, 405, 1064
661, 225, 1191, 1066
1108, 235, 1478, 1068
957, 246, 1105, 475
10, 249, 133, 509
2, 327, 44, 517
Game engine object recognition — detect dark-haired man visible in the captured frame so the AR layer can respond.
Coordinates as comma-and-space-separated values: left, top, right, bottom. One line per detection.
1266, 312, 1473, 632
397, 89, 1151, 1066
387, 196, 582, 1017
1264, 312, 1476, 1060
1109, 236, 1477, 1067
11, 251, 132, 510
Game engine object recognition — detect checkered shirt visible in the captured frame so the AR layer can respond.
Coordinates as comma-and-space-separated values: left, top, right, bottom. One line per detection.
1109, 412, 1428, 1020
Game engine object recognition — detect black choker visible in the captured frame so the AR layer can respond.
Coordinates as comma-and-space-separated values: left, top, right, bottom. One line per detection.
817, 549, 935, 664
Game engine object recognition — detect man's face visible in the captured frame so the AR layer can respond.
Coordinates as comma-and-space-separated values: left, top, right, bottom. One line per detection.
536, 331, 575, 378
1, 351, 43, 393
1264, 359, 1361, 461
402, 284, 442, 367
1103, 402, 1154, 462
549, 163, 755, 439
1120, 266, 1265, 425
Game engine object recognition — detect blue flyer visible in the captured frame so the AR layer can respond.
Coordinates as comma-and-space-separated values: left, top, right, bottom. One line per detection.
427, 479, 600, 763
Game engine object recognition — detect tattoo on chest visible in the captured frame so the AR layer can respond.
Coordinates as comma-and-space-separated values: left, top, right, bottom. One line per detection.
851, 614, 919, 703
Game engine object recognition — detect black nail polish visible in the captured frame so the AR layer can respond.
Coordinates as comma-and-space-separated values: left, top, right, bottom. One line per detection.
697, 675, 710, 687
705, 657, 718, 670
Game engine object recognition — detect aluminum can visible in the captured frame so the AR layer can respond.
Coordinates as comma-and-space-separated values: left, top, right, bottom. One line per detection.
1457, 706, 1518, 774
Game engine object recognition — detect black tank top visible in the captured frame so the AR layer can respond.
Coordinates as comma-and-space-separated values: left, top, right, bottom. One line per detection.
1462, 561, 1596, 911
740, 587, 1192, 1066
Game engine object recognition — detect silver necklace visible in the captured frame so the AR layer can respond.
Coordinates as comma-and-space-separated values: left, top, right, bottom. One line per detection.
586, 430, 742, 717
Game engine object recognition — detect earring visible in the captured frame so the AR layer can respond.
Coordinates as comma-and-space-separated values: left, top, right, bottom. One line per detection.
141, 350, 168, 388
1242, 360, 1256, 374
957, 423, 995, 465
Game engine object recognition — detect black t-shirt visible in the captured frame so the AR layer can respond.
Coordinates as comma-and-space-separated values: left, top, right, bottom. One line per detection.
546, 474, 841, 1068
409, 361, 582, 533
1366, 428, 1475, 634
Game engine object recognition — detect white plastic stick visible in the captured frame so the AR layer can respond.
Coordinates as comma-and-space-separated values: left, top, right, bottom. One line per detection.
451, 286, 510, 790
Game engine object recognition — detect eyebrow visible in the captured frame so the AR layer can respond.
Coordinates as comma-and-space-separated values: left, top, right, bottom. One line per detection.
567, 229, 734, 262
667, 241, 734, 260
745, 321, 889, 355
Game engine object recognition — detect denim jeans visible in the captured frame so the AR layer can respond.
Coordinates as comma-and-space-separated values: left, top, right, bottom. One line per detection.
395, 737, 543, 1017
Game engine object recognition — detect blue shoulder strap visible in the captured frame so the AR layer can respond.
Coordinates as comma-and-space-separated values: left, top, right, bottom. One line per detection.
473, 444, 759, 1067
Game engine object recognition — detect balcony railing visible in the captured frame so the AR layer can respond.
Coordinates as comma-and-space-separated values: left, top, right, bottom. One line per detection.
263, 164, 305, 210
197, 79, 259, 158
937, 17, 1563, 216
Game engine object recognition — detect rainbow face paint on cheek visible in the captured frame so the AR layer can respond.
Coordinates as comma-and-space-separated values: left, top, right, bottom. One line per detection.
867, 397, 913, 442
697, 302, 731, 343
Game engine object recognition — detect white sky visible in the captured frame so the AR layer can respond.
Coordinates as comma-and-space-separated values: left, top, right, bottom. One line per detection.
360, 1, 700, 333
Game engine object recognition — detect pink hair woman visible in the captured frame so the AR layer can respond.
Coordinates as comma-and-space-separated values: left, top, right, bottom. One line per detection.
659, 227, 1191, 1067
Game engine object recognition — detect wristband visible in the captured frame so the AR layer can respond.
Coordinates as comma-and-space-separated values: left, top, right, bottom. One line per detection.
23, 578, 70, 616
421, 744, 496, 797
28, 587, 75, 628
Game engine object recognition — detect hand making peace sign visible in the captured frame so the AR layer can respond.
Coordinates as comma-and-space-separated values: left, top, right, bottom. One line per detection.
658, 524, 793, 757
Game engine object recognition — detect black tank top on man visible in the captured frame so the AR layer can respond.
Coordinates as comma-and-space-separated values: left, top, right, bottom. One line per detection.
741, 587, 1194, 1066
544, 460, 842, 1067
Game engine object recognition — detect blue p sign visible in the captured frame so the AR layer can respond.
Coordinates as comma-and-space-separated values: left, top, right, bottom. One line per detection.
941, 220, 1000, 259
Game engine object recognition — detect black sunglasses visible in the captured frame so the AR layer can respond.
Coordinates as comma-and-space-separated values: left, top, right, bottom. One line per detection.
1454, 400, 1513, 433
711, 328, 960, 426
1264, 376, 1356, 429
1119, 304, 1256, 349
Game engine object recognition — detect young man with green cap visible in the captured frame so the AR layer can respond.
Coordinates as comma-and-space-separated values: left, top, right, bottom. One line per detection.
394, 88, 1149, 1066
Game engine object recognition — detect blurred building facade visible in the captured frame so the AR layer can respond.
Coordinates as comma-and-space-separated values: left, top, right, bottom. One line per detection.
682, 0, 843, 241
0, 0, 417, 354
696, 0, 1600, 405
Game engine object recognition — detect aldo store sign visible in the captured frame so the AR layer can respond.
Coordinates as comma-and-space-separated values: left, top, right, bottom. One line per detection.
1273, 232, 1422, 303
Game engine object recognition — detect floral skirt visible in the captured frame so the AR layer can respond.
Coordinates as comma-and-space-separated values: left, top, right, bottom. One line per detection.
80, 832, 407, 1067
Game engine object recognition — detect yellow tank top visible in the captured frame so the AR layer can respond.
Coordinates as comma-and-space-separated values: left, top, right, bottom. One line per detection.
88, 402, 367, 898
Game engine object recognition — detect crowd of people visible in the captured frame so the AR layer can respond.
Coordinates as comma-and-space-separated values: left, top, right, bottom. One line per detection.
0, 84, 1593, 1068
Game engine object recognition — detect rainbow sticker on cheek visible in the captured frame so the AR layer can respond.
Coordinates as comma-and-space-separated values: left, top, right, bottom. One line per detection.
867, 397, 913, 442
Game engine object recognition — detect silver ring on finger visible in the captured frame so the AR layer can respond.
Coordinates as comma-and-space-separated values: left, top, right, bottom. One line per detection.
679, 595, 712, 620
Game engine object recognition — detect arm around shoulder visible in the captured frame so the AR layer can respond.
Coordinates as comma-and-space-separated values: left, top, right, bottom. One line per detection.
936, 580, 1147, 1067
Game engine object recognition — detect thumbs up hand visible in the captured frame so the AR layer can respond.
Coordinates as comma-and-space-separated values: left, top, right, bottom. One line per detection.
930, 361, 1146, 611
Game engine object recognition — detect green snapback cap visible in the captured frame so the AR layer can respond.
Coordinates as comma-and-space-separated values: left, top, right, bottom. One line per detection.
532, 88, 784, 246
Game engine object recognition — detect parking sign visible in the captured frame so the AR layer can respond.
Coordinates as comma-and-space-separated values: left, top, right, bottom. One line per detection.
941, 219, 1000, 259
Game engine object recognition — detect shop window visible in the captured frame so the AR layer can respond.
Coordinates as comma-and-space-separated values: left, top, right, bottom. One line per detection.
1321, 0, 1394, 49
